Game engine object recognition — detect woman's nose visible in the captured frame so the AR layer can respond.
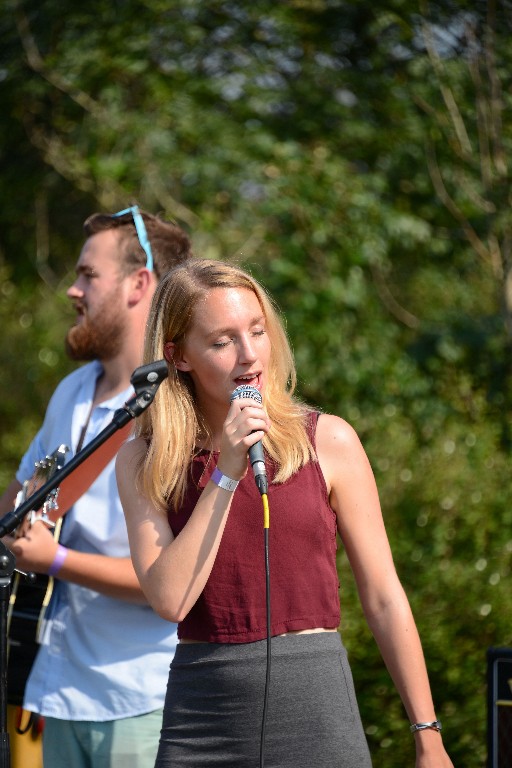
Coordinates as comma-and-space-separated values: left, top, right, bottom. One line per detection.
238, 336, 257, 362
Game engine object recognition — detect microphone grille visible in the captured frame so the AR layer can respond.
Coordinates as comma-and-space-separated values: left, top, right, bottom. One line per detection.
230, 385, 262, 404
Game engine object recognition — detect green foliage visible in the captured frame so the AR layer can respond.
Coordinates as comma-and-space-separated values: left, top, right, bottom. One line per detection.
0, 265, 74, 487
1, 1, 512, 764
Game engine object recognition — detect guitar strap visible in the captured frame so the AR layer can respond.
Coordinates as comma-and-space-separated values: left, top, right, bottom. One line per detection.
47, 421, 133, 523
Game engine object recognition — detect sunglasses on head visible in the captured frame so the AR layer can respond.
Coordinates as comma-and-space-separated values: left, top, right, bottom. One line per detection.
111, 205, 154, 272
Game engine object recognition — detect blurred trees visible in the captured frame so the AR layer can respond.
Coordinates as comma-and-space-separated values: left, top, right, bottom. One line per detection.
1, 1, 512, 764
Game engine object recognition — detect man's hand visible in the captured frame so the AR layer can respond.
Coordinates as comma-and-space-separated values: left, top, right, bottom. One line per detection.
3, 520, 59, 574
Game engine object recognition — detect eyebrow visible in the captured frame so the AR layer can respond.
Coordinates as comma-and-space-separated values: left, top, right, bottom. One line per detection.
75, 262, 98, 276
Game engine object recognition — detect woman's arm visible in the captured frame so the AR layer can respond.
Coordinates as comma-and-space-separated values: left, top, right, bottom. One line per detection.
116, 436, 235, 621
116, 399, 270, 622
316, 413, 454, 768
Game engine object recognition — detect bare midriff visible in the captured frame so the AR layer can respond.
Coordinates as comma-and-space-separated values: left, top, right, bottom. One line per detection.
179, 627, 337, 644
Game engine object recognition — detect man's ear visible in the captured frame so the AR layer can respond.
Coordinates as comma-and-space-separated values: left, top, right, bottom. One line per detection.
127, 268, 153, 307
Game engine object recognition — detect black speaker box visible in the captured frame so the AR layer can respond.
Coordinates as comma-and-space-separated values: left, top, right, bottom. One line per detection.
487, 647, 512, 768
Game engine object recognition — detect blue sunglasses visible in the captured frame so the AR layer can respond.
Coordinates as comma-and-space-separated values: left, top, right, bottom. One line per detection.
111, 205, 154, 272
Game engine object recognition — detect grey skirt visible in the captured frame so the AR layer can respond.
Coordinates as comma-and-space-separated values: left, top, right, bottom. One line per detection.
155, 632, 372, 768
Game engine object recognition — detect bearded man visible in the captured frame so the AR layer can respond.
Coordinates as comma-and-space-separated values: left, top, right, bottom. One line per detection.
0, 207, 193, 768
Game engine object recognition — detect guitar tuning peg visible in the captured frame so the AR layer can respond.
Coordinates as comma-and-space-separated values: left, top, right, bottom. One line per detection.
14, 568, 37, 584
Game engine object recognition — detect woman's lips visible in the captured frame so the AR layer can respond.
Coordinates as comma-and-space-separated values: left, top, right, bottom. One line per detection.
233, 374, 261, 389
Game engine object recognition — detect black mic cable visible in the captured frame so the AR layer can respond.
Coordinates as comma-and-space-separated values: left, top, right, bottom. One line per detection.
229, 385, 270, 768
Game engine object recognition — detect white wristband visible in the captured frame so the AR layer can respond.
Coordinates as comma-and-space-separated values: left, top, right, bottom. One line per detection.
211, 467, 239, 492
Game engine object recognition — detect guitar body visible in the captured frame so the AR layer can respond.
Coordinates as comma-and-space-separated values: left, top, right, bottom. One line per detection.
7, 519, 63, 705
5, 424, 131, 708
7, 446, 68, 705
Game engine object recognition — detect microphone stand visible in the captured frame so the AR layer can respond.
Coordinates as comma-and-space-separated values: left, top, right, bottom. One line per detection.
0, 359, 168, 768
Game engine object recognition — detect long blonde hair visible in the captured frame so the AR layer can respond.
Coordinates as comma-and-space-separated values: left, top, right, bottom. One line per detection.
136, 259, 316, 512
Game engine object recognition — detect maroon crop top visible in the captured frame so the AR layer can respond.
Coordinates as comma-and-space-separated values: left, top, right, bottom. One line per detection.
167, 411, 341, 642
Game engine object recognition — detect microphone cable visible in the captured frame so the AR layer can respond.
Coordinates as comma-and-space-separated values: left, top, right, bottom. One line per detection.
259, 491, 270, 768
228, 385, 271, 767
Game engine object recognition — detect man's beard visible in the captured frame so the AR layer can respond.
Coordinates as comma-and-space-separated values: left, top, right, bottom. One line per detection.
65, 299, 126, 362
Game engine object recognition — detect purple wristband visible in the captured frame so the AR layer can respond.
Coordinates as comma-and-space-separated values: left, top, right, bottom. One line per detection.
48, 544, 68, 576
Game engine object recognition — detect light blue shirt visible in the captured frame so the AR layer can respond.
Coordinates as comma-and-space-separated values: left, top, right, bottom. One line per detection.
18, 361, 178, 721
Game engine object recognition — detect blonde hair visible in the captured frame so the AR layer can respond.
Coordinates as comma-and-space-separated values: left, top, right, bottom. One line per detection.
136, 259, 316, 512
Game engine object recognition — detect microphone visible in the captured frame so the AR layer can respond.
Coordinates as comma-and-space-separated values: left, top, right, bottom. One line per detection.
230, 385, 268, 495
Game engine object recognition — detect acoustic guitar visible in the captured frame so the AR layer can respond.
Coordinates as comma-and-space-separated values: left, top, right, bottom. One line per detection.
7, 444, 69, 706
5, 420, 133, 707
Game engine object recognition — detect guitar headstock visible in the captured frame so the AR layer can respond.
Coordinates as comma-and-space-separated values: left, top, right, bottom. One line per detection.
33, 445, 69, 482
16, 445, 70, 528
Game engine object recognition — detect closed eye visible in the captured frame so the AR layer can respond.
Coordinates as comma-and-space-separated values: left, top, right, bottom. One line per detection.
76, 267, 98, 281
211, 325, 266, 349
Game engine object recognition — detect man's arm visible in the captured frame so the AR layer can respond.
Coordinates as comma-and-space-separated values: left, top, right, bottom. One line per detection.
0, 478, 147, 604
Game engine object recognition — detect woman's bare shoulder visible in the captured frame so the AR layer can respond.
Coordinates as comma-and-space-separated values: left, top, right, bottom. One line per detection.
117, 435, 147, 472
314, 412, 373, 492
315, 412, 363, 453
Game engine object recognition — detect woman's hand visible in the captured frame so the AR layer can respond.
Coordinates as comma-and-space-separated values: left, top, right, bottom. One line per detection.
414, 728, 454, 767
217, 396, 270, 480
